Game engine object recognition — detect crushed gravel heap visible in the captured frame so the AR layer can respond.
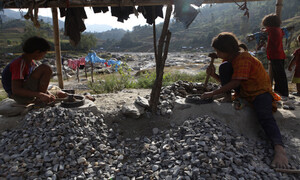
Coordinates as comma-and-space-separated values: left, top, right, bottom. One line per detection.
0, 107, 299, 179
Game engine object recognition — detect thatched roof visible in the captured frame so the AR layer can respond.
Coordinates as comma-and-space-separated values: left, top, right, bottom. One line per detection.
2, 0, 269, 8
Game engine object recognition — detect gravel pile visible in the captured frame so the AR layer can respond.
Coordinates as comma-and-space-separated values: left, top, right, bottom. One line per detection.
0, 107, 299, 179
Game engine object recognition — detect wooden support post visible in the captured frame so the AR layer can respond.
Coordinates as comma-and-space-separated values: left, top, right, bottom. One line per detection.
275, 0, 283, 19
77, 68, 79, 82
51, 7, 64, 89
149, 4, 172, 113
91, 62, 94, 83
85, 64, 88, 79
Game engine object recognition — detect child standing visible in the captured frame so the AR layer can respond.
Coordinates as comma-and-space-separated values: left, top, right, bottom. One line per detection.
288, 35, 300, 96
202, 32, 288, 169
1, 36, 66, 105
261, 13, 289, 97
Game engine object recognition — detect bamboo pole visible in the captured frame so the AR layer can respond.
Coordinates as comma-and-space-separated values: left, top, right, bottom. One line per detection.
51, 7, 64, 89
91, 62, 94, 83
275, 0, 284, 19
77, 67, 79, 82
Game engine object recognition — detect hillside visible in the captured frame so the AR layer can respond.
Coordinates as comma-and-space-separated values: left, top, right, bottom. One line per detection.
1, 0, 300, 53
109, 0, 300, 52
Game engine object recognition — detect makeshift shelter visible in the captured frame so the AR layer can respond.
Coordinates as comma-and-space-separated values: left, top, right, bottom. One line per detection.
1, 0, 278, 112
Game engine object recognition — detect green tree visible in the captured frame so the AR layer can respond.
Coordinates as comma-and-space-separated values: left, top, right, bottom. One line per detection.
76, 34, 97, 51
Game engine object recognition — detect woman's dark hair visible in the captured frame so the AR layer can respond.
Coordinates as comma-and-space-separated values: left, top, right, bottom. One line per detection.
211, 32, 247, 54
22, 36, 51, 53
261, 13, 281, 27
297, 35, 300, 42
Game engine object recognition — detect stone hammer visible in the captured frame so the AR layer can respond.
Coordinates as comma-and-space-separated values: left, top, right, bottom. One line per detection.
204, 52, 218, 89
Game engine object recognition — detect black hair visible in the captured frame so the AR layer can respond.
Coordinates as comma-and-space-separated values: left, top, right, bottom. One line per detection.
261, 13, 281, 27
211, 32, 247, 54
22, 36, 51, 53
297, 35, 300, 43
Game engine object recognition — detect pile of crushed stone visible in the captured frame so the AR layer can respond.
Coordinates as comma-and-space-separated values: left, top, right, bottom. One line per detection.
0, 107, 299, 179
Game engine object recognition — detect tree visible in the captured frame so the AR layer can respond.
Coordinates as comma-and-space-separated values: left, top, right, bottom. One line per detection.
76, 34, 97, 51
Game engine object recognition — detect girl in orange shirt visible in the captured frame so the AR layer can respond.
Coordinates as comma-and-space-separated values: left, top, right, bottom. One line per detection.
202, 32, 288, 169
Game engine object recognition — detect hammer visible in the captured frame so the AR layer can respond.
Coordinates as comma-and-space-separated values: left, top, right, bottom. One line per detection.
204, 52, 218, 89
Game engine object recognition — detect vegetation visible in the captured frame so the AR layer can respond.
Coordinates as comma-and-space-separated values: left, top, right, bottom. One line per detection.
88, 63, 210, 94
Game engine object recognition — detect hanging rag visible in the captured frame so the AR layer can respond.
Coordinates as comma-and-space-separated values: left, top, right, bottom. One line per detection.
173, 0, 203, 28
86, 52, 107, 64
68, 59, 80, 70
111, 6, 134, 23
107, 59, 122, 72
63, 7, 87, 46
92, 7, 109, 13
137, 6, 163, 25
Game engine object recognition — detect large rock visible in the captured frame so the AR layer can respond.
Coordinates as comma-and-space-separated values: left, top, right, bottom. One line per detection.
0, 98, 29, 117
121, 103, 145, 119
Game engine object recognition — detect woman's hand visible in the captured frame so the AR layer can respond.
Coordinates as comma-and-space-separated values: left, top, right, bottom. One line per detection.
38, 92, 55, 103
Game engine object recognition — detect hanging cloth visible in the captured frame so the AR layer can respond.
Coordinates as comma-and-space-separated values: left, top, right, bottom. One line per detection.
137, 6, 163, 25
63, 8, 87, 46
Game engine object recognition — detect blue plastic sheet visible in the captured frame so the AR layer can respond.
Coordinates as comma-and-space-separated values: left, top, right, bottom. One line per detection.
85, 52, 106, 64
85, 52, 122, 71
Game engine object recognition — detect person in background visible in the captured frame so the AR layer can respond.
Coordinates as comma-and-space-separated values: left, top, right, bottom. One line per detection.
288, 35, 300, 96
1, 36, 67, 105
261, 13, 289, 98
202, 32, 288, 169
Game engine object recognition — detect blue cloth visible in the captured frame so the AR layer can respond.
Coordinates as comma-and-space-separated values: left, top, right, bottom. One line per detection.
85, 52, 106, 63
85, 52, 122, 71
107, 60, 122, 71
282, 27, 289, 39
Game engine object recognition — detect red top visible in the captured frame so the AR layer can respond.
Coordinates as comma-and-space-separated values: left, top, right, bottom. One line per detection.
266, 27, 286, 60
10, 56, 35, 80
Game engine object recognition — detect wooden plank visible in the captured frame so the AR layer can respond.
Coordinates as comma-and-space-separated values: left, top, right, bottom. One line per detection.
4, 0, 269, 8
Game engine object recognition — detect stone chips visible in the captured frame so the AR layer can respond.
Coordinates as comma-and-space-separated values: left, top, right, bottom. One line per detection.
0, 107, 299, 179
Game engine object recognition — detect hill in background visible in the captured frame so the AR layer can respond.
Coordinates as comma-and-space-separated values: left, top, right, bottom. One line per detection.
1, 0, 300, 53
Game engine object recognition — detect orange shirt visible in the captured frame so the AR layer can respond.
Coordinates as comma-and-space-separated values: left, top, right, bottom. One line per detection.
231, 52, 275, 102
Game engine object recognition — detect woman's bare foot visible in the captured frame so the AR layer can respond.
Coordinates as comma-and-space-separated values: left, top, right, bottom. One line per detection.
271, 145, 288, 169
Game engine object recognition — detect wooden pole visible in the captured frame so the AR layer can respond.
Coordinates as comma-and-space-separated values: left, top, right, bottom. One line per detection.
275, 0, 283, 19
91, 62, 94, 83
149, 4, 172, 113
51, 7, 64, 89
77, 67, 79, 82
85, 64, 88, 79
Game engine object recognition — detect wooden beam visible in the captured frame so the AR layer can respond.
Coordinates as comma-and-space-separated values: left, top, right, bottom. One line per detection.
275, 0, 284, 19
51, 7, 64, 89
4, 0, 269, 8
